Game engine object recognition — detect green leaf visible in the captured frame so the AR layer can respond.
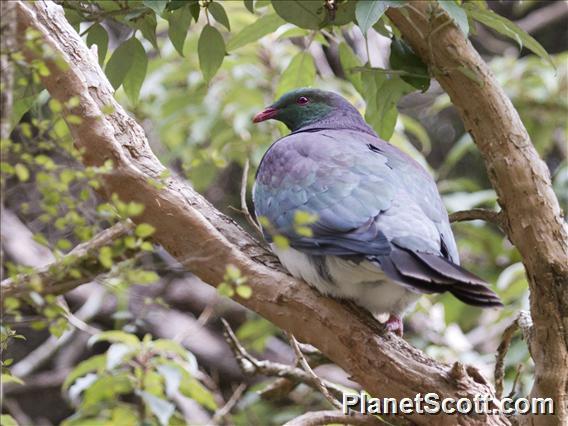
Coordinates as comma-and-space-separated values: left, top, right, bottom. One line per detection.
14, 163, 29, 182
179, 377, 218, 410
276, 52, 316, 97
63, 354, 106, 389
82, 374, 134, 409
226, 13, 285, 51
271, 0, 322, 29
273, 234, 289, 249
86, 24, 109, 66
339, 42, 364, 94
144, 0, 167, 15
111, 405, 139, 426
271, 0, 354, 29
64, 8, 83, 32
135, 13, 159, 50
88, 331, 141, 348
135, 223, 156, 238
389, 37, 430, 92
438, 0, 469, 35
0, 415, 18, 426
105, 38, 138, 90
106, 343, 135, 369
237, 317, 277, 352
374, 77, 411, 140
123, 38, 148, 104
464, 4, 554, 68
98, 246, 113, 268
236, 285, 252, 299
294, 210, 318, 225
166, 5, 192, 56
208, 2, 230, 31
126, 269, 159, 285
1, 374, 24, 385
151, 339, 190, 359
189, 1, 200, 21
198, 25, 226, 81
217, 282, 235, 298
244, 0, 254, 13
138, 391, 175, 426
363, 71, 412, 140
355, 0, 389, 35
11, 90, 44, 130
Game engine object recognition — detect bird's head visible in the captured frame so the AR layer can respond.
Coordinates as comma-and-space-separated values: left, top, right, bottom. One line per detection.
253, 88, 362, 132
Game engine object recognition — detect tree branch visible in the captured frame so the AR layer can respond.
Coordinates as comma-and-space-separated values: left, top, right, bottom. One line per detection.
287, 332, 343, 410
387, 3, 567, 425
1, 221, 132, 298
449, 208, 503, 228
220, 318, 346, 403
13, 2, 514, 424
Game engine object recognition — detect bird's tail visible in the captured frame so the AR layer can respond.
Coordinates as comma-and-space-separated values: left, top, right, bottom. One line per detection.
374, 246, 503, 308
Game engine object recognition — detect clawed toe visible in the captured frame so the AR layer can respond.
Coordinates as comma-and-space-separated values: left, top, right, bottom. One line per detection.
385, 313, 404, 337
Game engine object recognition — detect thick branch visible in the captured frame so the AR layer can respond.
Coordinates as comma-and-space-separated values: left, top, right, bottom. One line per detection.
387, 3, 568, 425
13, 2, 512, 425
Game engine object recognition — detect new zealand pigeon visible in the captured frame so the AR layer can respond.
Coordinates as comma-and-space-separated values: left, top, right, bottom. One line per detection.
252, 88, 502, 336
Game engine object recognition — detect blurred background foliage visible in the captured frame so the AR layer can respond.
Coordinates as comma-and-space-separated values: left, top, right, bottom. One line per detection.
1, 1, 566, 425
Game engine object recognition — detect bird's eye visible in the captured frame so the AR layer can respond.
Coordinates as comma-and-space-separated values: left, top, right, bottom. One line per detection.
296, 96, 310, 105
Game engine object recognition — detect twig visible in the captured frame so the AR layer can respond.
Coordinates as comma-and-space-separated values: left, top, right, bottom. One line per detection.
196, 301, 216, 327
3, 399, 33, 426
449, 208, 503, 228
283, 410, 384, 426
3, 368, 70, 396
220, 319, 345, 402
1, 221, 133, 298
11, 287, 105, 378
507, 364, 524, 400
212, 383, 247, 424
494, 311, 533, 400
287, 332, 342, 410
57, 295, 102, 336
494, 320, 518, 400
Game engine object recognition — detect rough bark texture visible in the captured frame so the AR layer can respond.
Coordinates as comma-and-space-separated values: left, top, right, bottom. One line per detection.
12, 1, 512, 425
386, 3, 568, 425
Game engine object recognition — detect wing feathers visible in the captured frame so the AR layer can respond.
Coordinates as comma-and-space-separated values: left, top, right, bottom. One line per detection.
375, 246, 502, 308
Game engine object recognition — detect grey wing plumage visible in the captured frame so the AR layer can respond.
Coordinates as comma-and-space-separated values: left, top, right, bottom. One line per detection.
253, 129, 502, 307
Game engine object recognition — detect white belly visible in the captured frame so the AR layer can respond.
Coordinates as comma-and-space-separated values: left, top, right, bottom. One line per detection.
273, 246, 420, 315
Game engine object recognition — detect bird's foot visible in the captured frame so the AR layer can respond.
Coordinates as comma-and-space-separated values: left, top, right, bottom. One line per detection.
385, 313, 403, 337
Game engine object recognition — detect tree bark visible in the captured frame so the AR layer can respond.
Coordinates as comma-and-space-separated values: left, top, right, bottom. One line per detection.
386, 3, 568, 425
13, 1, 511, 425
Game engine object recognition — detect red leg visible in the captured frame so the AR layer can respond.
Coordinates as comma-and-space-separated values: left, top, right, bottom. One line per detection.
385, 313, 403, 337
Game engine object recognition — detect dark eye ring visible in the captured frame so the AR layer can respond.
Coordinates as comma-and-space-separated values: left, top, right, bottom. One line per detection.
296, 96, 310, 105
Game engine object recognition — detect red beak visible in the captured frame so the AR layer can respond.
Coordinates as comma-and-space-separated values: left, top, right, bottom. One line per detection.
252, 107, 279, 123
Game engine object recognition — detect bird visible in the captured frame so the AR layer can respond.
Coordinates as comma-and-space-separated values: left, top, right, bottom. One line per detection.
251, 88, 502, 336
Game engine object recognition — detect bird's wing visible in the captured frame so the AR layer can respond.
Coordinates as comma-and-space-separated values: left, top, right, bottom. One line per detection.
253, 129, 394, 256
253, 129, 501, 306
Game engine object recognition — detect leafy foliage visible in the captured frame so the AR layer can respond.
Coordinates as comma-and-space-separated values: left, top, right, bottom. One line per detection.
3, 1, 565, 424
62, 332, 216, 425
464, 2, 554, 67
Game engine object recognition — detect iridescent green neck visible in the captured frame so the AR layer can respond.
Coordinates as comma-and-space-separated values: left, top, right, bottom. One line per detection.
277, 103, 333, 131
